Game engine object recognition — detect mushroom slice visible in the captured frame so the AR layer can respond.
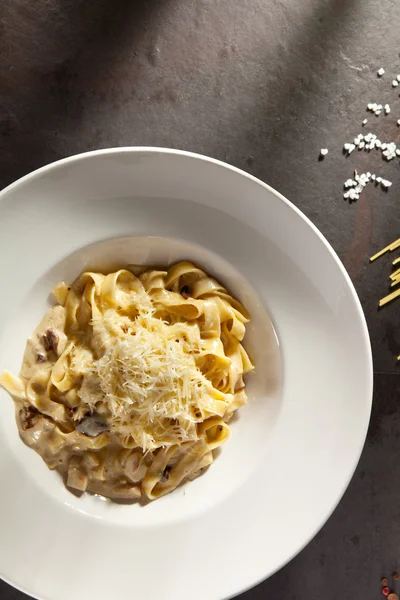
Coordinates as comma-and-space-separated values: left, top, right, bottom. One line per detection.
76, 415, 109, 437
124, 452, 148, 483
42, 329, 59, 353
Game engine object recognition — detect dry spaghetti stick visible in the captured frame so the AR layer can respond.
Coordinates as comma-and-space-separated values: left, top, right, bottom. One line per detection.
393, 257, 400, 266
379, 288, 400, 307
370, 238, 400, 262
390, 268, 400, 280
390, 277, 400, 287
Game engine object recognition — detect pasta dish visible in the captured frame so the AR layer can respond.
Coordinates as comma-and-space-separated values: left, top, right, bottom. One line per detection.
0, 262, 253, 501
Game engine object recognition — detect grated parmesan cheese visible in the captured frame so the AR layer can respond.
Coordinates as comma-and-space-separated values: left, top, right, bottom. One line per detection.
80, 309, 228, 451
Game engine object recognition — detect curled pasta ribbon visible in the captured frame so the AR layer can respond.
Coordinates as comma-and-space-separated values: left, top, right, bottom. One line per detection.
201, 299, 222, 339
221, 308, 246, 345
101, 270, 144, 310
196, 338, 232, 375
226, 345, 246, 393
190, 277, 226, 299
198, 417, 230, 450
225, 389, 248, 418
142, 440, 209, 499
164, 261, 205, 292
78, 273, 104, 324
192, 450, 213, 474
122, 450, 149, 483
0, 371, 26, 400
64, 289, 81, 334
72, 272, 104, 297
214, 292, 250, 321
51, 282, 70, 306
51, 343, 76, 393
139, 270, 167, 292
239, 345, 254, 375
63, 387, 81, 408
25, 368, 49, 398
26, 376, 72, 431
151, 289, 203, 320
64, 273, 104, 334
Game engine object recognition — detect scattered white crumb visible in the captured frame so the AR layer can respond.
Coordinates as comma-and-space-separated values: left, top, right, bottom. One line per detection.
342, 170, 389, 201
343, 131, 400, 161
320, 148, 328, 156
337, 67, 400, 201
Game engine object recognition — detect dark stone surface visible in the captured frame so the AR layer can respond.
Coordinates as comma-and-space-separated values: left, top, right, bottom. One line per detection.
1, 0, 400, 598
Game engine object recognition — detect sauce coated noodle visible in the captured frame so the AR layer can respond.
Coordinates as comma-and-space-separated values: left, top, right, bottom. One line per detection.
0, 262, 253, 501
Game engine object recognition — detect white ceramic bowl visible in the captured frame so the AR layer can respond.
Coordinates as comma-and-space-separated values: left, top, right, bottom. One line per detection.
0, 148, 372, 600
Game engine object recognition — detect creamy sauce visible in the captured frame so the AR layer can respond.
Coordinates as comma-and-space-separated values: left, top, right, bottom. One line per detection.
1, 264, 253, 502
16, 306, 143, 500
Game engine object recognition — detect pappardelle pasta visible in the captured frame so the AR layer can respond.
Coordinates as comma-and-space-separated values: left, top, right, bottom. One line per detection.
0, 262, 253, 501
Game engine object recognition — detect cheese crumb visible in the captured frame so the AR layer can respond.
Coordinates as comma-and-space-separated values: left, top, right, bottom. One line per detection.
342, 170, 391, 201
377, 68, 385, 76
384, 104, 391, 114
320, 148, 328, 157
393, 80, 399, 87
343, 132, 398, 161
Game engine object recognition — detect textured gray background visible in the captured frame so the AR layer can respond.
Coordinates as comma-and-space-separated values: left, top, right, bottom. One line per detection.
1, 0, 400, 598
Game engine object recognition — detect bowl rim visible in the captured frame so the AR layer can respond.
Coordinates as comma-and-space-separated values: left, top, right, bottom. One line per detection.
0, 147, 373, 600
